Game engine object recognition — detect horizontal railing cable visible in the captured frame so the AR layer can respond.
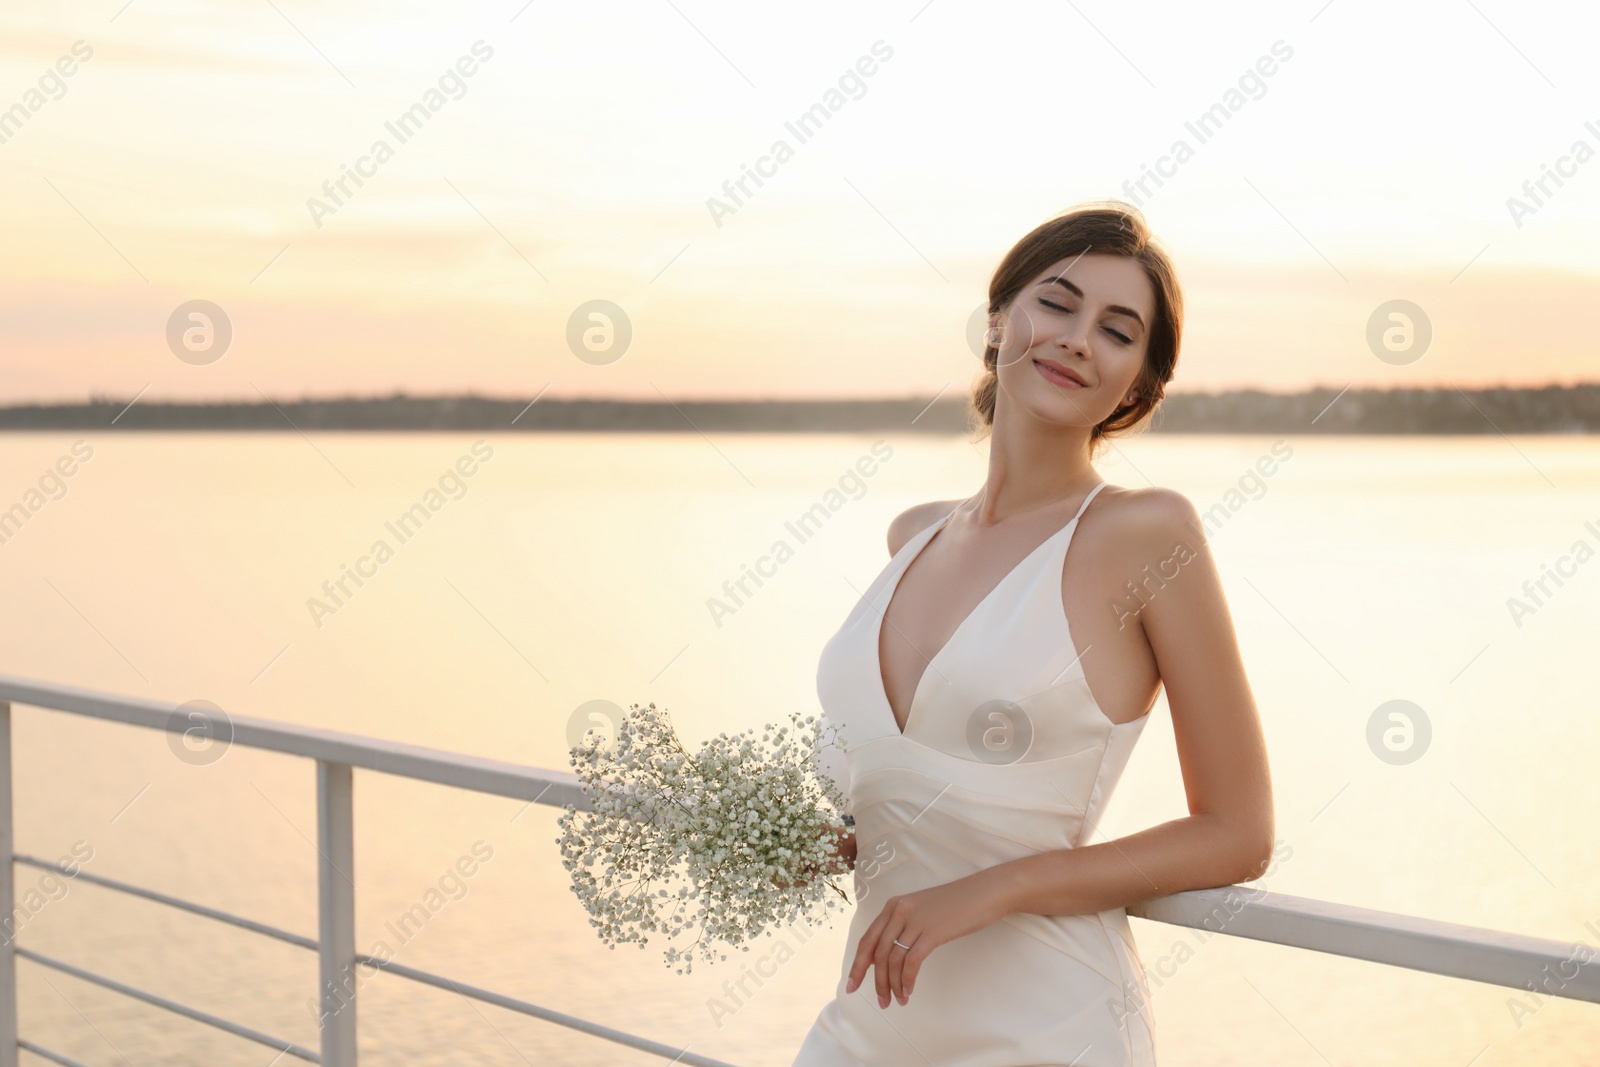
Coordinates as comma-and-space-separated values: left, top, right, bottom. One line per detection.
355, 953, 742, 1067
11, 854, 316, 951
14, 948, 319, 1063
8, 852, 743, 1067
15, 1038, 95, 1067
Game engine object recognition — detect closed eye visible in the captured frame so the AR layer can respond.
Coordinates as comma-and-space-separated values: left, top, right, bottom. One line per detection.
1037, 299, 1134, 345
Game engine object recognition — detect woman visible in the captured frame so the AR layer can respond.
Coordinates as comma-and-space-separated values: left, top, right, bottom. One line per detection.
793, 201, 1275, 1066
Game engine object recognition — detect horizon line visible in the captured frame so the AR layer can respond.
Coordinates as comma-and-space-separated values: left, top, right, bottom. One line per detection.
11, 378, 1600, 409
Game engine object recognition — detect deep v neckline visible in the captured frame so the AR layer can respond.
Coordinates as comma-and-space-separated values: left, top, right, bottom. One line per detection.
874, 482, 1108, 737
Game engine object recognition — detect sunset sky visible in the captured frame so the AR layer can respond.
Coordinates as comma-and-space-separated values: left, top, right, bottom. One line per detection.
3, 0, 1597, 403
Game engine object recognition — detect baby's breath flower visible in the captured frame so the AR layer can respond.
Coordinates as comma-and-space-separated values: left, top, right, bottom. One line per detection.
556, 704, 852, 974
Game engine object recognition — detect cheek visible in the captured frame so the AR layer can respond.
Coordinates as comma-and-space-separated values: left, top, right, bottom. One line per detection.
1114, 344, 1150, 388
1006, 306, 1045, 349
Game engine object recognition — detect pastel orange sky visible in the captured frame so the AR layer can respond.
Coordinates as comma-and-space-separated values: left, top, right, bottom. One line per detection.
3, 2, 1597, 403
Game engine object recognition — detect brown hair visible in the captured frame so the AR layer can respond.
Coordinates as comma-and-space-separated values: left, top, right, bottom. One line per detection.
968, 200, 1183, 455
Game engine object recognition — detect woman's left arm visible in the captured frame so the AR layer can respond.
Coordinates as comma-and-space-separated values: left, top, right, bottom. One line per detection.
991, 488, 1276, 916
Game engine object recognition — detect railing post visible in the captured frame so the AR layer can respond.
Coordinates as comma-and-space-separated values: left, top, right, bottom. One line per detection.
0, 701, 17, 1067
317, 759, 357, 1066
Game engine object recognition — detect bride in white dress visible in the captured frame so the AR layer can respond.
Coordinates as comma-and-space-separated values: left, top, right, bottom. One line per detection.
793, 201, 1275, 1066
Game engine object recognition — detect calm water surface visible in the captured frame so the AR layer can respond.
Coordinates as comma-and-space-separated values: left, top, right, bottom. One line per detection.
0, 431, 1595, 1066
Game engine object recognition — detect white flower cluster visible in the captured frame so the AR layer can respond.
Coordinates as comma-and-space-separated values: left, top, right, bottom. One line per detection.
556, 704, 852, 974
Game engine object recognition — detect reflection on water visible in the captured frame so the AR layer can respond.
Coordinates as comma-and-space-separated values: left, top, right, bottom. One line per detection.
0, 431, 1596, 1065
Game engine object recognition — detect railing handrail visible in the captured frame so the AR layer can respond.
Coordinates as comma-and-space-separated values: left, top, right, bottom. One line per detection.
0, 672, 1594, 1067
0, 674, 587, 809
1127, 886, 1599, 1002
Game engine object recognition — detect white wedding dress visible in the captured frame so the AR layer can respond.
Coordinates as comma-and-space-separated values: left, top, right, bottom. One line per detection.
796, 482, 1157, 1066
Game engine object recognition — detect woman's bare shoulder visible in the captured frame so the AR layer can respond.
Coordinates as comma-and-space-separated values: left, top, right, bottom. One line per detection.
884, 486, 1203, 560
885, 499, 964, 557
1093, 484, 1206, 550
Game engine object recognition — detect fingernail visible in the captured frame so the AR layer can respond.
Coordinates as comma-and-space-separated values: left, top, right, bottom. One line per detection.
845, 977, 858, 993
879, 994, 888, 1008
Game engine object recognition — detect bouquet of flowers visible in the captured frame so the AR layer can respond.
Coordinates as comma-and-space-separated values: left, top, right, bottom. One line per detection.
556, 703, 853, 974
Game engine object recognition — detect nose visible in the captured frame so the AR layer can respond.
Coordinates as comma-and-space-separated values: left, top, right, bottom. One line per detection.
1054, 317, 1091, 358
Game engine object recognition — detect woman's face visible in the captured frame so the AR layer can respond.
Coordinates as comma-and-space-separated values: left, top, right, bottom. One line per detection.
989, 252, 1156, 430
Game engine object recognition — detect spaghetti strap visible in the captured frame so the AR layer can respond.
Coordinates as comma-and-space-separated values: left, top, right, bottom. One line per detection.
1069, 479, 1109, 524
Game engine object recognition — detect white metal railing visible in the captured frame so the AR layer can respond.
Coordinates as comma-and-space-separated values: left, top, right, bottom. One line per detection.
0, 674, 1593, 1066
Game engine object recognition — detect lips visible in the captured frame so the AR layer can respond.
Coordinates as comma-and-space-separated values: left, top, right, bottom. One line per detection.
1032, 358, 1089, 388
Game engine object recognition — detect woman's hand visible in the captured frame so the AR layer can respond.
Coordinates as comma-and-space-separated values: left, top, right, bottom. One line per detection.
770, 823, 856, 888
827, 825, 858, 873
844, 869, 1012, 1009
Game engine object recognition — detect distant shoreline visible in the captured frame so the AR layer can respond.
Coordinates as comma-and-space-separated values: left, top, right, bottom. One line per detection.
2, 384, 1598, 434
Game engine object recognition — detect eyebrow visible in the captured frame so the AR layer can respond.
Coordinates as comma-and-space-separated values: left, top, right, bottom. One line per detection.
1040, 275, 1146, 329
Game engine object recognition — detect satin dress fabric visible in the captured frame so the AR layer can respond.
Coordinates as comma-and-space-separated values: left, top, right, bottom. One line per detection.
795, 482, 1156, 1066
